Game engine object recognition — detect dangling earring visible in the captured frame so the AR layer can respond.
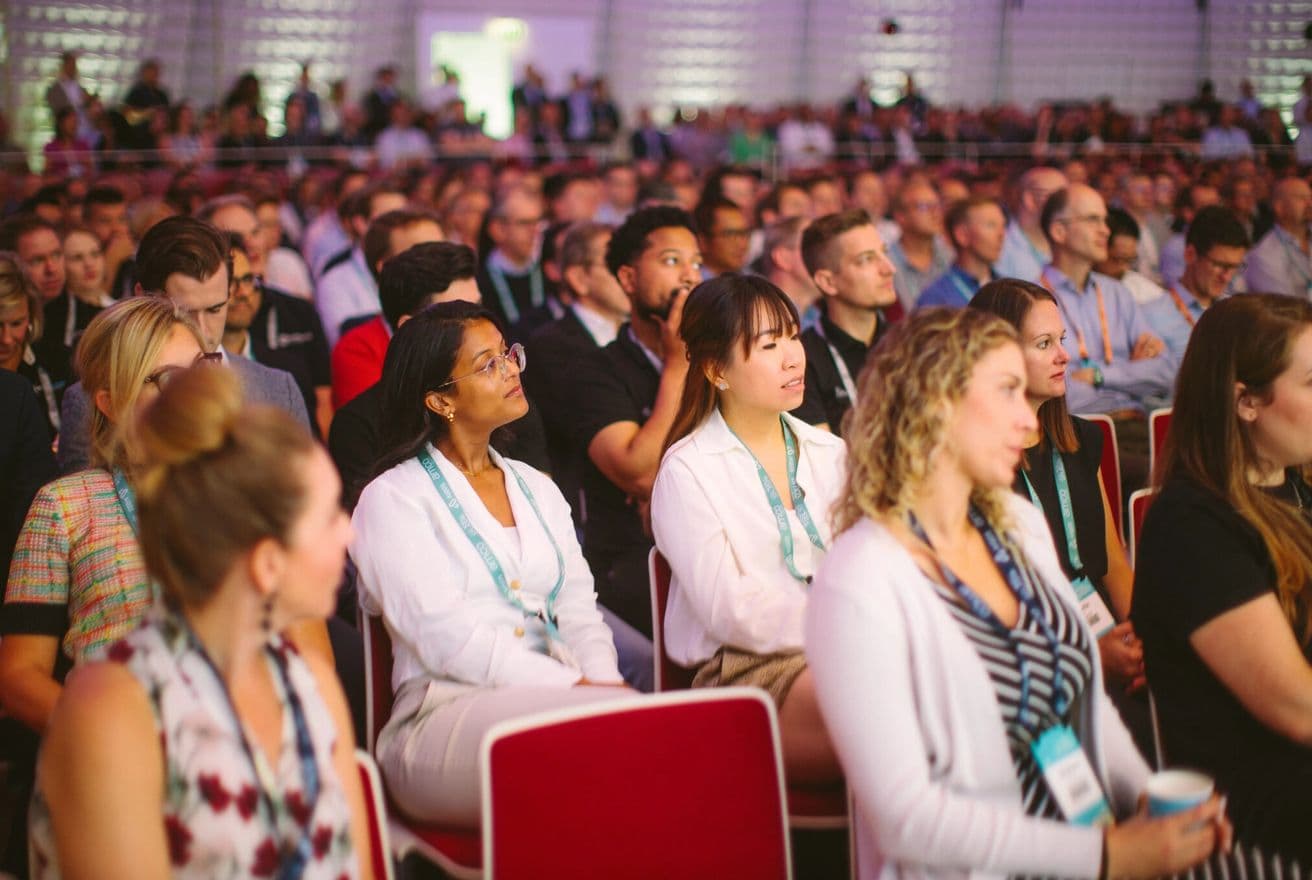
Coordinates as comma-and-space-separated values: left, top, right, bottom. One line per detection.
261, 591, 276, 638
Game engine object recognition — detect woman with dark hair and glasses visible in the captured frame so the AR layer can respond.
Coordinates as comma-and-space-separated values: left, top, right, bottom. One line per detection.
1, 296, 205, 736
1133, 294, 1312, 867
350, 301, 627, 828
970, 279, 1145, 697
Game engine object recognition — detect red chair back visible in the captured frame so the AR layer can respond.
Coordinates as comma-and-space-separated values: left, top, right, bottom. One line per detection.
1148, 407, 1172, 483
481, 689, 792, 879
1080, 414, 1123, 540
360, 610, 394, 753
1127, 488, 1155, 568
649, 549, 696, 691
355, 750, 396, 880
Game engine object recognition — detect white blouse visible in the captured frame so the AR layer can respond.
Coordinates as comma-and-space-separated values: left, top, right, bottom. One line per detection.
351, 445, 622, 693
651, 409, 847, 665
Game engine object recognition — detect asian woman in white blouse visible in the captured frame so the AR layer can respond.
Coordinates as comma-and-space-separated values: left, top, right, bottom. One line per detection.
349, 301, 628, 828
651, 274, 844, 785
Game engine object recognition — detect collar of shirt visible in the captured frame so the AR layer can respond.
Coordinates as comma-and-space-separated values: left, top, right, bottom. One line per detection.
570, 302, 619, 347
889, 236, 952, 280
818, 304, 875, 359
489, 247, 537, 276
226, 331, 254, 359
1171, 281, 1207, 317
690, 406, 842, 459
621, 322, 663, 372
1274, 224, 1312, 259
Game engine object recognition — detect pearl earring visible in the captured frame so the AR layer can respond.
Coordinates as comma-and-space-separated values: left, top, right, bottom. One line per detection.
715, 380, 729, 391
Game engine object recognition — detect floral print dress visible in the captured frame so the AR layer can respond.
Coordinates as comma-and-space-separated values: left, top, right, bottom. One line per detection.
30, 610, 358, 879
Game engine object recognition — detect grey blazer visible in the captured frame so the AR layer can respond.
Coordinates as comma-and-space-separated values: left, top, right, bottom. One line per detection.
56, 356, 310, 474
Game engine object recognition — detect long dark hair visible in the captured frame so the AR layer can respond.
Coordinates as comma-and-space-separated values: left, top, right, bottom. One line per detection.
1165, 293, 1312, 639
664, 273, 800, 451
372, 300, 501, 478
970, 277, 1079, 455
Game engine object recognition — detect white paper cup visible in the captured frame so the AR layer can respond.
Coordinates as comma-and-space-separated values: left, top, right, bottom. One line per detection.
1146, 769, 1214, 817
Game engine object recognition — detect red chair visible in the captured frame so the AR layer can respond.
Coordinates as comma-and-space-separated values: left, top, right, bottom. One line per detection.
647, 549, 849, 832
1126, 488, 1155, 569
1078, 413, 1123, 540
355, 749, 396, 880
1148, 407, 1172, 484
360, 609, 483, 879
480, 688, 792, 879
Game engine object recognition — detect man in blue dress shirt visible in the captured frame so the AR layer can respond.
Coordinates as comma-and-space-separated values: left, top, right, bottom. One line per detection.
917, 196, 1006, 309
995, 165, 1066, 283
1143, 206, 1250, 366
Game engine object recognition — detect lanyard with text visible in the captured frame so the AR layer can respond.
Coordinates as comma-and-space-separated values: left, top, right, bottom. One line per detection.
908, 506, 1112, 826
1020, 452, 1115, 637
1165, 284, 1198, 328
487, 264, 545, 325
812, 322, 858, 405
1041, 270, 1114, 366
180, 612, 322, 879
63, 293, 78, 349
112, 468, 138, 533
27, 353, 61, 433
726, 416, 826, 584
418, 449, 574, 660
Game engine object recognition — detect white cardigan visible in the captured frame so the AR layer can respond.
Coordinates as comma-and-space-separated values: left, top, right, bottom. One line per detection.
805, 493, 1149, 880
351, 445, 622, 693
651, 410, 846, 665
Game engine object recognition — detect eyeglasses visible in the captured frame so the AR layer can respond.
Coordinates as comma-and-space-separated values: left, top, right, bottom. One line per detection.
229, 272, 263, 296
438, 342, 526, 388
1057, 213, 1109, 227
143, 352, 222, 390
1201, 254, 1246, 275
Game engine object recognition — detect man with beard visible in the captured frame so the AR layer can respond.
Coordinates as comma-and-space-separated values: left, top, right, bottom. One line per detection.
571, 206, 701, 637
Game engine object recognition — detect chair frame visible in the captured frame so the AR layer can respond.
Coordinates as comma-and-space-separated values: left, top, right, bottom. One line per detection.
1076, 413, 1123, 540
478, 687, 794, 880
1147, 406, 1172, 484
355, 749, 397, 880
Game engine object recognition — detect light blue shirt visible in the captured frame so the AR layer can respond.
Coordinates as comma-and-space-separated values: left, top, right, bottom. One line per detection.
1246, 226, 1312, 300
1158, 233, 1185, 286
916, 265, 992, 310
888, 236, 953, 310
994, 220, 1047, 283
1043, 266, 1176, 414
1141, 283, 1206, 368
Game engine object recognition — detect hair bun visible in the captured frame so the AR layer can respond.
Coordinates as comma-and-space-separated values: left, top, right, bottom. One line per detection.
133, 366, 244, 500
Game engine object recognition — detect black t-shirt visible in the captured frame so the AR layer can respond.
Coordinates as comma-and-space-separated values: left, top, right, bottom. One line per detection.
571, 325, 659, 566
327, 382, 550, 511
525, 310, 598, 524
1012, 417, 1108, 586
791, 306, 885, 434
1131, 472, 1312, 803
34, 291, 105, 380
476, 263, 554, 343
248, 287, 331, 437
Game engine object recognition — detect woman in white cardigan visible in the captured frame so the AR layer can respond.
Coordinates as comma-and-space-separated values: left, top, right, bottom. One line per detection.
805, 307, 1229, 878
350, 302, 627, 828
652, 274, 845, 785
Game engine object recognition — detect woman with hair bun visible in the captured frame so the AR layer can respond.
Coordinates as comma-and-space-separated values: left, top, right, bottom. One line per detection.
651, 273, 845, 785
31, 364, 372, 879
806, 306, 1227, 879
0, 296, 204, 735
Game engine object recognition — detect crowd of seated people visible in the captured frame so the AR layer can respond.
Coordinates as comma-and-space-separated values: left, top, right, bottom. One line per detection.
1, 49, 1312, 878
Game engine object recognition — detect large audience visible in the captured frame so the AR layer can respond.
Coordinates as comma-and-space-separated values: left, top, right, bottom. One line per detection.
1, 49, 1312, 879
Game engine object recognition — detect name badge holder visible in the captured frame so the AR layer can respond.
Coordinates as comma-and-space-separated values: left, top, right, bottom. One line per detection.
112, 469, 163, 608
419, 450, 579, 671
726, 417, 827, 584
909, 507, 1112, 827
1020, 452, 1116, 638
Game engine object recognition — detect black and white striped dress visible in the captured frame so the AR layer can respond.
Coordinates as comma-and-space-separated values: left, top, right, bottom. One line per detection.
931, 559, 1094, 820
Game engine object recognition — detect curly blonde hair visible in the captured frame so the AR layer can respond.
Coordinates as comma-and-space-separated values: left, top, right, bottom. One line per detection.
834, 306, 1021, 535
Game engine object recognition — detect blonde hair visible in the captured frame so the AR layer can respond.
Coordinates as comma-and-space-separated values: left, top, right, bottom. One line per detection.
835, 306, 1021, 535
0, 251, 43, 346
134, 365, 317, 609
74, 297, 204, 470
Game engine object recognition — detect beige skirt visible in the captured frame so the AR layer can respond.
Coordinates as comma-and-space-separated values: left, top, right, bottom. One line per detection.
693, 647, 808, 709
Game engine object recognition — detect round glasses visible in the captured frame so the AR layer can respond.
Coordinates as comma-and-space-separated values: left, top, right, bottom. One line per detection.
438, 342, 526, 388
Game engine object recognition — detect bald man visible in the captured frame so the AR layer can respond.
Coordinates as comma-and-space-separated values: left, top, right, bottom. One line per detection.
995, 166, 1066, 282
1245, 177, 1312, 300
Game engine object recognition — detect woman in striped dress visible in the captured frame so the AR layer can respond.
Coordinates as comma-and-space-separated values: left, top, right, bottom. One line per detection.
806, 307, 1228, 879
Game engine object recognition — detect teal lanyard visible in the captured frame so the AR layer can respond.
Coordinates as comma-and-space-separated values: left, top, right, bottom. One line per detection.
112, 468, 138, 534
726, 417, 826, 583
418, 449, 566, 641
948, 267, 977, 304
487, 264, 545, 325
1020, 449, 1085, 573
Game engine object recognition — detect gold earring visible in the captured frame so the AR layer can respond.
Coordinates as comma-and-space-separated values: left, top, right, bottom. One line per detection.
445, 410, 456, 423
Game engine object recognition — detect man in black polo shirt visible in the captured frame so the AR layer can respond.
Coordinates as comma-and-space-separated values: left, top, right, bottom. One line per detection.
792, 208, 898, 435
573, 206, 701, 636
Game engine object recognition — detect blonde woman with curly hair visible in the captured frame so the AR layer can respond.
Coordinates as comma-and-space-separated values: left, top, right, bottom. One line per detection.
0, 252, 63, 437
805, 306, 1228, 879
